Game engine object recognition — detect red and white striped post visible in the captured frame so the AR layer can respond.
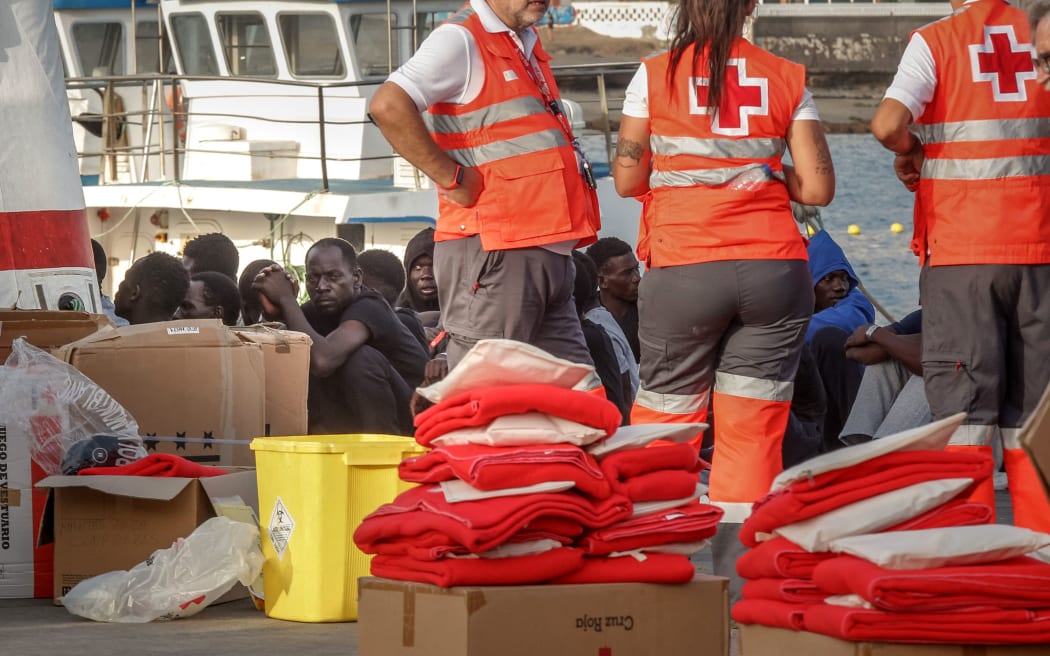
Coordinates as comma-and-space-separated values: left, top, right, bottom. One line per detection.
0, 0, 100, 312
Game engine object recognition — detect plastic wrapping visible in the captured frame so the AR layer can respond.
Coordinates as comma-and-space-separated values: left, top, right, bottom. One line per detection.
0, 338, 144, 475
61, 516, 264, 622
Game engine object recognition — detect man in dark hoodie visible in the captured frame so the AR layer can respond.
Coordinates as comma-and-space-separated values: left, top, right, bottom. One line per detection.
397, 228, 440, 327
805, 230, 875, 450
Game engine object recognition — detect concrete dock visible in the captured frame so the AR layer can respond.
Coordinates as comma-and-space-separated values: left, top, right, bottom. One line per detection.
1, 492, 1015, 656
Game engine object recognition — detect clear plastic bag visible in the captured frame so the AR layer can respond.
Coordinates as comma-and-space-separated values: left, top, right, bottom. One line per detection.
61, 516, 265, 623
0, 338, 144, 475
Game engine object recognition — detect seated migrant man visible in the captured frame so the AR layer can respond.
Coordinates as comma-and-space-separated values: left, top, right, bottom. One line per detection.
572, 250, 632, 424
806, 230, 875, 450
253, 238, 428, 436
396, 227, 441, 331
840, 308, 928, 444
358, 248, 429, 352
183, 232, 239, 282
174, 271, 242, 326
90, 239, 128, 327
113, 251, 190, 325
585, 237, 641, 363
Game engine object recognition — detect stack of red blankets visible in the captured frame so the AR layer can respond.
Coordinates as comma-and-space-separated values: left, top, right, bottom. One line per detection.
731, 444, 1023, 642
353, 383, 723, 586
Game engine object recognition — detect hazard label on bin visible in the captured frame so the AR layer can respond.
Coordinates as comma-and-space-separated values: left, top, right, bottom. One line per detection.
268, 497, 295, 560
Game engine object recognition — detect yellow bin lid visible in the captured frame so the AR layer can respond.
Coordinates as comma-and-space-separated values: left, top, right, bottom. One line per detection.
250, 434, 424, 466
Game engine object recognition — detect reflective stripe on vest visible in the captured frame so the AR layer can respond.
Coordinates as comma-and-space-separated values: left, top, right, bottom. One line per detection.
915, 117, 1050, 144
922, 154, 1050, 180
714, 371, 793, 403
426, 96, 564, 134
442, 128, 568, 168
649, 136, 785, 188
650, 135, 786, 160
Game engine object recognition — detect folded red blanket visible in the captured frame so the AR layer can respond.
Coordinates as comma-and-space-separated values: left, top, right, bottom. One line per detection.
741, 450, 992, 547
618, 469, 700, 502
77, 453, 227, 478
576, 502, 723, 556
804, 603, 1050, 644
599, 443, 705, 481
353, 484, 633, 555
398, 443, 611, 498
736, 536, 835, 580
550, 553, 695, 584
742, 577, 828, 604
370, 548, 585, 587
812, 555, 1050, 612
731, 599, 809, 631
883, 499, 994, 532
366, 529, 578, 561
414, 384, 622, 445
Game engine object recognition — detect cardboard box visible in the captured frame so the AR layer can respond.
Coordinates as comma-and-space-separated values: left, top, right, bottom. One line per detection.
1021, 382, 1050, 499
36, 469, 258, 602
0, 310, 112, 363
358, 574, 729, 656
739, 625, 1050, 655
0, 309, 110, 598
56, 319, 265, 466
230, 325, 310, 437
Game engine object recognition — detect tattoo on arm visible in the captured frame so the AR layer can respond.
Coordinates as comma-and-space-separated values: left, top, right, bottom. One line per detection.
616, 138, 645, 163
814, 137, 833, 175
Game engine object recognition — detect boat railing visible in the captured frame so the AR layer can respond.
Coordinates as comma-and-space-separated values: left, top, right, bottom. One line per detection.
66, 64, 634, 191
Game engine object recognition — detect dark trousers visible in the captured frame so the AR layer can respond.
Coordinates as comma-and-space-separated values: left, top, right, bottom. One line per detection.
810, 326, 864, 452
308, 345, 414, 436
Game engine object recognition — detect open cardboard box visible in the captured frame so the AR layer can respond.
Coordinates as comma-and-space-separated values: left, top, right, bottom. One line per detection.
0, 310, 112, 598
739, 625, 1050, 655
0, 310, 112, 363
36, 469, 258, 604
358, 573, 729, 656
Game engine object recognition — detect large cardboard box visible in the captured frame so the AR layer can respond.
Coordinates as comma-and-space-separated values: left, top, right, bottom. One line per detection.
36, 469, 258, 602
230, 325, 310, 437
56, 320, 265, 466
358, 574, 729, 656
0, 310, 112, 363
1021, 382, 1050, 498
0, 310, 111, 598
739, 625, 1050, 655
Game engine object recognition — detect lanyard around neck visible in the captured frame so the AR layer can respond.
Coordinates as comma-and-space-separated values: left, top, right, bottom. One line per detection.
506, 33, 575, 140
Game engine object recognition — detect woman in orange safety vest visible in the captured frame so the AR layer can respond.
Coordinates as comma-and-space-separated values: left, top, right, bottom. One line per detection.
612, 0, 836, 594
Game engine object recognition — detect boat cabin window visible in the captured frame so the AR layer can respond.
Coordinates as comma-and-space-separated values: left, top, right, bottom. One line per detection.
170, 13, 220, 76
349, 13, 399, 78
278, 13, 345, 78
135, 20, 174, 74
72, 22, 124, 76
217, 13, 278, 77
415, 11, 455, 48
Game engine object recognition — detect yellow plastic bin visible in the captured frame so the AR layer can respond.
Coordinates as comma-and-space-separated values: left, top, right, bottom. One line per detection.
250, 434, 425, 622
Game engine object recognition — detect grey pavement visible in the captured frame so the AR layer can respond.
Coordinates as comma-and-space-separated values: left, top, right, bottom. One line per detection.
0, 491, 1015, 656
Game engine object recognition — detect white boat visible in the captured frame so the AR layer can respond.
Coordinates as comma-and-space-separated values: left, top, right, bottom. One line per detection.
55, 0, 642, 295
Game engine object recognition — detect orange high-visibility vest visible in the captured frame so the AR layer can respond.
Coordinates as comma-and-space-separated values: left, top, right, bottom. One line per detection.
911, 0, 1050, 266
639, 39, 808, 267
426, 6, 600, 251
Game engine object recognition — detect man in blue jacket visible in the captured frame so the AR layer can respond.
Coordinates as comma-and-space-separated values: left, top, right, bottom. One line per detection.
804, 230, 875, 450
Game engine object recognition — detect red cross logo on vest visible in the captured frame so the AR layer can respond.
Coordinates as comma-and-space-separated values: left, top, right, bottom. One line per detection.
969, 25, 1037, 102
690, 59, 769, 137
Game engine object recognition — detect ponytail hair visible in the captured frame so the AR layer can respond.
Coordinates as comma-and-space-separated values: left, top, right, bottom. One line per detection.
666, 0, 751, 114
